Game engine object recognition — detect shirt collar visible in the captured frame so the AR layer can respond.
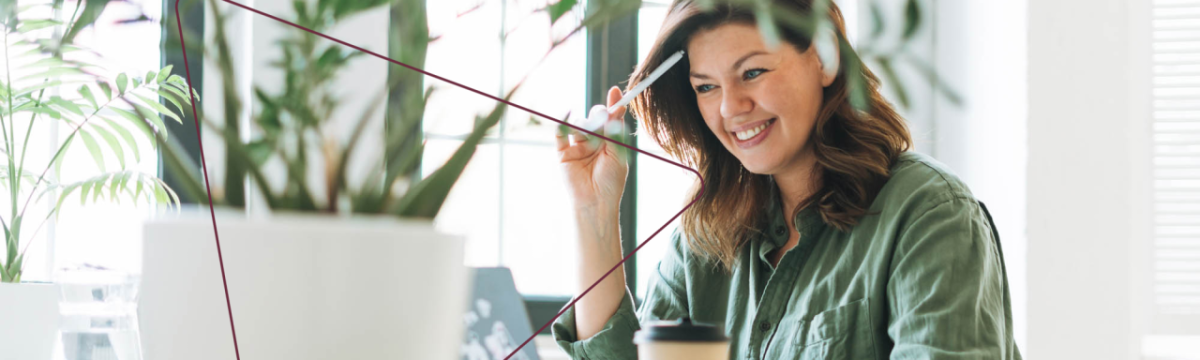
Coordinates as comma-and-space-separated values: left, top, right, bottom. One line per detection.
758, 178, 825, 263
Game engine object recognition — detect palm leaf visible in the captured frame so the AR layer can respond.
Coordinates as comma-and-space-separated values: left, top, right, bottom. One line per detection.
132, 93, 182, 123
88, 124, 126, 169
77, 128, 106, 172
101, 118, 140, 163
390, 99, 509, 217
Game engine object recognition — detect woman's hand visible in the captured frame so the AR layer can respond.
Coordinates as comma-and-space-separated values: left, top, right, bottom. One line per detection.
557, 86, 629, 213
557, 86, 631, 340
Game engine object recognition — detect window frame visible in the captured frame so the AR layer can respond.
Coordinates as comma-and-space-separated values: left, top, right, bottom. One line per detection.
156, 0, 642, 334
159, 0, 204, 205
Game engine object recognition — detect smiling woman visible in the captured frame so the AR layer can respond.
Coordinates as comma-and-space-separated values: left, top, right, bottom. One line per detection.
633, 1, 910, 270
551, 0, 1022, 359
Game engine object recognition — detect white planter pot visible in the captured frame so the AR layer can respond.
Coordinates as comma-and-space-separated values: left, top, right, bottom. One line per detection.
0, 282, 60, 360
139, 210, 469, 360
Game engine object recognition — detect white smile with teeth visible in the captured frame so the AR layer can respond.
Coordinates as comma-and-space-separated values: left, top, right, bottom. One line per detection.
735, 120, 771, 141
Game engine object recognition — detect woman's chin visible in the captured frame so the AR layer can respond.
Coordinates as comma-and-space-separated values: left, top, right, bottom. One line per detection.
738, 161, 779, 175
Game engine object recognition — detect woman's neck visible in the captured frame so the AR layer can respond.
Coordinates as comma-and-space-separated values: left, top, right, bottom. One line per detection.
772, 151, 820, 231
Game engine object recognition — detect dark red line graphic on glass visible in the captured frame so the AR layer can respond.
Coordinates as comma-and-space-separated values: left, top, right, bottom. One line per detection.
172, 1, 706, 359
171, 2, 242, 360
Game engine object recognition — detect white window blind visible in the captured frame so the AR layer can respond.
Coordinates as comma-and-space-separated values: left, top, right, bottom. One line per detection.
1152, 0, 1200, 335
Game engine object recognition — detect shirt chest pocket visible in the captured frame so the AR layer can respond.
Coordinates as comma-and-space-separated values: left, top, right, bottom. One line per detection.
790, 298, 877, 360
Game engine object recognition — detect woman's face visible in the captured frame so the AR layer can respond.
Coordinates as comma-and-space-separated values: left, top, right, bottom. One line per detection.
686, 22, 834, 175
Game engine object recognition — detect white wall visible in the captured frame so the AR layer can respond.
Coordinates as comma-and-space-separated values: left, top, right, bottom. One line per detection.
1027, 0, 1142, 358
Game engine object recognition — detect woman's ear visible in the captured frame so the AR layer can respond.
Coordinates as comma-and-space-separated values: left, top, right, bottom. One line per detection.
813, 26, 840, 87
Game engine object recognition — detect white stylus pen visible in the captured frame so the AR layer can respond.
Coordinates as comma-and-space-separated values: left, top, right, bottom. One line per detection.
576, 49, 687, 133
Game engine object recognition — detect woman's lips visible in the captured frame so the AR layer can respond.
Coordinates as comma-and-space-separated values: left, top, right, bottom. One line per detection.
732, 118, 776, 149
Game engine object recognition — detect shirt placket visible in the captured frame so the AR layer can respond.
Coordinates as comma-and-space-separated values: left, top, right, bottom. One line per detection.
745, 217, 821, 359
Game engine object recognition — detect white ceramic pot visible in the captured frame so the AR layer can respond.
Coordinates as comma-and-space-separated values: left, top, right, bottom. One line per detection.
0, 282, 60, 360
139, 209, 469, 360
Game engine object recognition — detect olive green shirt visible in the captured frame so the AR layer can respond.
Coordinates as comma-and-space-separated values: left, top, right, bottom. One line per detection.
552, 152, 1022, 359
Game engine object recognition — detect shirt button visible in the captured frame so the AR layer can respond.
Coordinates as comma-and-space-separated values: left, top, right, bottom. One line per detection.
759, 320, 771, 332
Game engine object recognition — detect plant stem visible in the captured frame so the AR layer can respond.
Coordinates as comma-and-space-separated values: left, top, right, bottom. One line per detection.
4, 23, 20, 270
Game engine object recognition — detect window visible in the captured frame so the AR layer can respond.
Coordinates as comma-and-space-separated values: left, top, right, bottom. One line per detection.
6, 0, 164, 281
1145, 0, 1200, 357
423, 0, 587, 297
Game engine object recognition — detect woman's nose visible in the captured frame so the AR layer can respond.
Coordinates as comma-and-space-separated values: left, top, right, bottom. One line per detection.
719, 85, 753, 120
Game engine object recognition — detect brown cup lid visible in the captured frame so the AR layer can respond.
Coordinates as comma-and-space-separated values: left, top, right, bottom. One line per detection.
633, 317, 728, 343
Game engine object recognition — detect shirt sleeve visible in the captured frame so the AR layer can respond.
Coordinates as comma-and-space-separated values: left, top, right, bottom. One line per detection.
886, 196, 1021, 360
552, 229, 692, 359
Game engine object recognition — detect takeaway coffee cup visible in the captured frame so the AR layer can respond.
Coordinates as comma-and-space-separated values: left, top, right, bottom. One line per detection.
632, 317, 729, 360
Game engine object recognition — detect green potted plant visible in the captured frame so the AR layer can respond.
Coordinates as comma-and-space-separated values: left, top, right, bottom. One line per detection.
136, 0, 651, 359
138, 0, 952, 358
0, 0, 191, 358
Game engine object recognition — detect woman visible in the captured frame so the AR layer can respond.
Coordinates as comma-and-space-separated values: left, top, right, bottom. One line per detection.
552, 0, 1021, 359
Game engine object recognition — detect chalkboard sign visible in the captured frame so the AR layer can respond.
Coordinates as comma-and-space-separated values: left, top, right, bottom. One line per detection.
461, 267, 540, 360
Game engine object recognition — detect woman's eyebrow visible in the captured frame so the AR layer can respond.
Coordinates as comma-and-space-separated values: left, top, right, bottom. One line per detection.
689, 50, 769, 80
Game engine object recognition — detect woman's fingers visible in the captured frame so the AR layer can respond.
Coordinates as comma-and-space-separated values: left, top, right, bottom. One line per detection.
606, 86, 626, 120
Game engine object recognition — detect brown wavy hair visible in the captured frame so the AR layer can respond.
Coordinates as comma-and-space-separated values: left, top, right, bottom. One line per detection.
627, 0, 912, 271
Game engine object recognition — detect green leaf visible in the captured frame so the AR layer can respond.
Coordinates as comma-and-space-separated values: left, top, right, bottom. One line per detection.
157, 88, 190, 116
902, 0, 920, 41
80, 181, 93, 205
875, 58, 909, 109
18, 66, 83, 81
145, 71, 156, 84
97, 82, 113, 100
55, 134, 76, 176
753, 1, 781, 51
25, 105, 62, 120
245, 139, 273, 166
62, 0, 111, 45
869, 3, 885, 41
109, 107, 162, 144
20, 57, 66, 70
78, 85, 98, 109
166, 75, 200, 100
901, 52, 963, 106
328, 0, 390, 21
49, 96, 84, 116
156, 177, 180, 208
133, 93, 181, 123
547, 0, 578, 24
156, 65, 173, 84
392, 101, 508, 217
54, 183, 79, 218
94, 175, 108, 203
89, 125, 126, 169
111, 172, 131, 202
159, 81, 192, 105
153, 181, 167, 204
845, 55, 869, 111
129, 101, 167, 136
116, 73, 128, 95
7, 254, 24, 283
131, 76, 142, 88
78, 129, 107, 172
133, 173, 143, 202
13, 80, 68, 98
101, 118, 140, 163
17, 19, 62, 32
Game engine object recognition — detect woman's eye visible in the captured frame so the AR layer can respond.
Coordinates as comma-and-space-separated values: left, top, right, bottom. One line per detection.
695, 84, 714, 93
744, 68, 767, 80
